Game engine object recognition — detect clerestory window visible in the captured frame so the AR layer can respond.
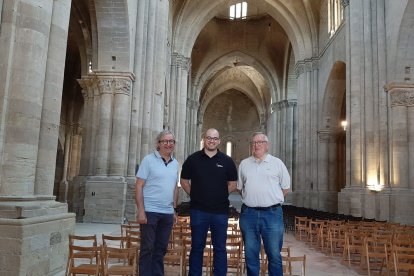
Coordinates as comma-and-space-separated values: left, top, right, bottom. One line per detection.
328, 0, 343, 37
229, 2, 247, 20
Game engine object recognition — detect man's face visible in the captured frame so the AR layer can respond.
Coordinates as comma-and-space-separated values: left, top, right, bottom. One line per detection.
203, 130, 220, 151
158, 134, 175, 156
251, 134, 268, 158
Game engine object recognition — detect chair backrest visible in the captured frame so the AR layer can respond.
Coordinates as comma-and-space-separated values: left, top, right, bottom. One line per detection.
67, 244, 100, 276
101, 244, 137, 276
282, 255, 306, 276
102, 234, 128, 249
69, 234, 97, 247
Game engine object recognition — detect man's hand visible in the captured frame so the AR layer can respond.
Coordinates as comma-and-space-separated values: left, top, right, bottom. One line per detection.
136, 210, 147, 224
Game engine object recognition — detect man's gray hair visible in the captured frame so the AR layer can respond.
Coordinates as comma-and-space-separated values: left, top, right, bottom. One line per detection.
250, 132, 268, 142
155, 130, 175, 149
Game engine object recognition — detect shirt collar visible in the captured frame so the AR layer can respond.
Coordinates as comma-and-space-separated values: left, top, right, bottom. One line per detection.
154, 150, 174, 161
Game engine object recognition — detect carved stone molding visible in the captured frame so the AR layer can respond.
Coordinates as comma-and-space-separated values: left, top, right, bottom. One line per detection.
341, 0, 349, 8
97, 78, 112, 94
384, 82, 414, 107
294, 57, 319, 77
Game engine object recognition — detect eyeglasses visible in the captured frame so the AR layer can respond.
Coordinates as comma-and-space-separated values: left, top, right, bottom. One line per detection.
159, 140, 176, 145
205, 136, 220, 142
251, 141, 267, 146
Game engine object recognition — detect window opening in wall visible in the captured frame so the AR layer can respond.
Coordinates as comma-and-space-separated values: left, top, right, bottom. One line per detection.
229, 2, 247, 20
328, 0, 343, 37
226, 141, 232, 157
88, 61, 93, 73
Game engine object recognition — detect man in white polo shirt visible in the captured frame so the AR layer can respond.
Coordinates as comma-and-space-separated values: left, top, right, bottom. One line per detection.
237, 132, 290, 276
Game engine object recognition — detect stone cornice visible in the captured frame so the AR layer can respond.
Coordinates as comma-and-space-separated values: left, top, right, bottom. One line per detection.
294, 57, 319, 77
384, 82, 414, 107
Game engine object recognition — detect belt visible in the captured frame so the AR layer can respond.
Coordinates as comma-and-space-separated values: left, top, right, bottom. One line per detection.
243, 203, 281, 211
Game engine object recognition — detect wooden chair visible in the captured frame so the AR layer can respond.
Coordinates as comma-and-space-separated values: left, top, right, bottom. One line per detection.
392, 244, 414, 276
101, 244, 137, 275
282, 255, 306, 276
227, 239, 243, 275
165, 238, 185, 276
66, 244, 100, 276
361, 235, 391, 276
295, 216, 309, 241
66, 234, 98, 275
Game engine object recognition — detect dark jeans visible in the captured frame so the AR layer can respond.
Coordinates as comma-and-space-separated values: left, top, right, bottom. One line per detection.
139, 212, 174, 276
240, 204, 284, 276
189, 209, 228, 276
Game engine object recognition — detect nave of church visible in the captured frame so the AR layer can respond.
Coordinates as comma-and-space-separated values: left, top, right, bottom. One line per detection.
1, 0, 414, 274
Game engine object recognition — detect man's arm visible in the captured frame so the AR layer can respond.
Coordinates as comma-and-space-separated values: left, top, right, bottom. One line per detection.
135, 178, 147, 224
228, 180, 237, 193
180, 178, 191, 195
282, 188, 289, 197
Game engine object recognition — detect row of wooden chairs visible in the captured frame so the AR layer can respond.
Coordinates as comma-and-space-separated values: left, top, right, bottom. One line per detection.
295, 216, 414, 275
66, 234, 137, 276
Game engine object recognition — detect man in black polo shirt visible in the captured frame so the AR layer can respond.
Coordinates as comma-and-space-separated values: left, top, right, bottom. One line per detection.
180, 128, 238, 276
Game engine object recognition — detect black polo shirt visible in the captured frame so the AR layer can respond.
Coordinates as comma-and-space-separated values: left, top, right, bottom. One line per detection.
181, 149, 238, 213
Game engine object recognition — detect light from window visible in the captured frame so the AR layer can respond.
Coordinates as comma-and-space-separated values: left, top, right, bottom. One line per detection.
226, 141, 232, 157
328, 0, 343, 37
88, 61, 93, 73
229, 2, 247, 20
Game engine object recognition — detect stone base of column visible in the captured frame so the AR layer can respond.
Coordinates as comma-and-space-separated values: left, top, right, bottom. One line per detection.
338, 187, 363, 217
124, 177, 137, 222
0, 200, 75, 275
317, 191, 338, 213
339, 187, 397, 222
83, 176, 127, 223
389, 188, 414, 225
291, 189, 308, 208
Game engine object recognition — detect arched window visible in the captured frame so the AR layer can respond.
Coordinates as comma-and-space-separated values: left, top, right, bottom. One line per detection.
328, 0, 343, 37
226, 141, 232, 157
229, 2, 247, 20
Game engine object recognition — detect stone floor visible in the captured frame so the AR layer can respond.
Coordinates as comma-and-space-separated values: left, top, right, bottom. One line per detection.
74, 222, 368, 275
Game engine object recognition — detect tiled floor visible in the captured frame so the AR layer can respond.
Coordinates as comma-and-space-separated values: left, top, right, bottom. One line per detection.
74, 223, 364, 275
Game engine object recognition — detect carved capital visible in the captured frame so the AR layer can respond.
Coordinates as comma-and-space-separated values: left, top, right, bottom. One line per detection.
77, 78, 94, 99
384, 82, 414, 107
97, 78, 112, 94
341, 0, 349, 8
113, 78, 131, 95
172, 52, 191, 71
187, 98, 199, 109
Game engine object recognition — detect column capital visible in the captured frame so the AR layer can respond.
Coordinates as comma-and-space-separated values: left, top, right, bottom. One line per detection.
172, 52, 191, 71
187, 98, 199, 110
271, 99, 297, 112
341, 0, 349, 8
384, 82, 414, 107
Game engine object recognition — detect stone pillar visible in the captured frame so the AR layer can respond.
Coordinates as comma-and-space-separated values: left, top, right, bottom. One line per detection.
294, 58, 318, 208
383, 82, 414, 225
0, 1, 74, 275
110, 77, 133, 176
68, 124, 82, 180
170, 53, 191, 163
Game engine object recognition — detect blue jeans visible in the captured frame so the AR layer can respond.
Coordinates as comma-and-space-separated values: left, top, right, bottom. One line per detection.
189, 209, 228, 276
239, 204, 284, 276
139, 212, 173, 276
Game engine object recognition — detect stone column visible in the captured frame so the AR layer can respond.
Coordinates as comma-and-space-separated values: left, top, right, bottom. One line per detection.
68, 124, 82, 180
110, 76, 133, 176
0, 1, 74, 275
294, 58, 318, 208
170, 53, 190, 163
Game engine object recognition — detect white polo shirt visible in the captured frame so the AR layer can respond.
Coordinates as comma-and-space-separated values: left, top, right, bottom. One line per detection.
237, 154, 291, 207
